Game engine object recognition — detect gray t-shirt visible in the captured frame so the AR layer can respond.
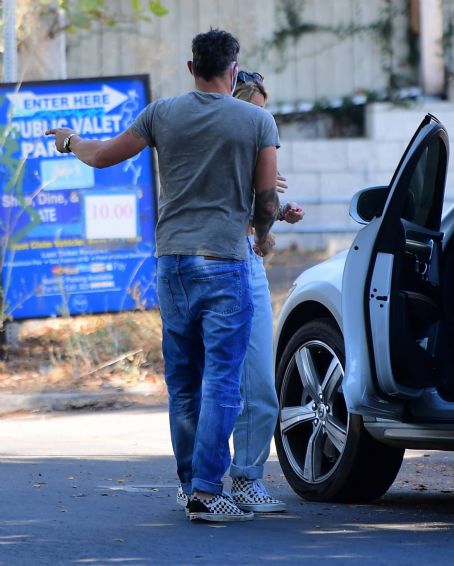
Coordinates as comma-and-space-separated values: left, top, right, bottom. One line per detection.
131, 90, 280, 260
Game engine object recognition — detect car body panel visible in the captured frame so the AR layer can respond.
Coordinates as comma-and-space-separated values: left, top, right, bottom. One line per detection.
364, 419, 454, 449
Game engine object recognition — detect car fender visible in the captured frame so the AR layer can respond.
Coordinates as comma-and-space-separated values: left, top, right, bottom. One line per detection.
274, 253, 345, 371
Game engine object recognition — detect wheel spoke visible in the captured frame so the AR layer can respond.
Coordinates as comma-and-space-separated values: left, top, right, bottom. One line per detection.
280, 403, 316, 434
303, 426, 324, 482
321, 357, 343, 404
295, 347, 321, 400
325, 414, 347, 453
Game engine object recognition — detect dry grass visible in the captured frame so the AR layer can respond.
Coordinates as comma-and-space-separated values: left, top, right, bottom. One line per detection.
0, 310, 164, 394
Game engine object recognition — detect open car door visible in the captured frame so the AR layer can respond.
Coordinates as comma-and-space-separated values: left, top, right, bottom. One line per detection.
342, 114, 449, 419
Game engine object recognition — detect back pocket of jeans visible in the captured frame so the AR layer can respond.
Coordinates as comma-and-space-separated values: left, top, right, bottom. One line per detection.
191, 270, 242, 315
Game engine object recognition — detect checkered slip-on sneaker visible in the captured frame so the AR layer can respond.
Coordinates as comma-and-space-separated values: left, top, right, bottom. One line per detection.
231, 478, 286, 512
176, 484, 189, 507
186, 493, 254, 522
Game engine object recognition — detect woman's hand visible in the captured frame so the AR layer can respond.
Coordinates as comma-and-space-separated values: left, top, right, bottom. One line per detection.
253, 232, 276, 257
276, 174, 288, 193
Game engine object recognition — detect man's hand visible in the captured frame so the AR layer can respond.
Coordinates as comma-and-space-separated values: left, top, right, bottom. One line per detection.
281, 202, 305, 224
253, 232, 276, 257
45, 127, 148, 168
45, 127, 78, 153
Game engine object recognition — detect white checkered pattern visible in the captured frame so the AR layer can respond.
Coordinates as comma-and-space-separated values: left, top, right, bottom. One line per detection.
231, 478, 286, 512
176, 484, 188, 507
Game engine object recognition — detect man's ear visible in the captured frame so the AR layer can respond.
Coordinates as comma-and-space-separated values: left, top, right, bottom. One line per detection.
187, 61, 193, 75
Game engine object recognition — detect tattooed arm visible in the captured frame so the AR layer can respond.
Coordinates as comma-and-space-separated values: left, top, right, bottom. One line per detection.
45, 126, 148, 168
253, 146, 279, 254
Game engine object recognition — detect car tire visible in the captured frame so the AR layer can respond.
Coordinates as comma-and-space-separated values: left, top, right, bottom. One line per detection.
275, 318, 405, 502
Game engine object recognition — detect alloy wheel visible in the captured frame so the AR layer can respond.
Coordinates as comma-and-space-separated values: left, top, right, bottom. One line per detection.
279, 339, 347, 484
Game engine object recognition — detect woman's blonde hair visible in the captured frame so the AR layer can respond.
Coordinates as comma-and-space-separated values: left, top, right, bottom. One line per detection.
234, 80, 268, 103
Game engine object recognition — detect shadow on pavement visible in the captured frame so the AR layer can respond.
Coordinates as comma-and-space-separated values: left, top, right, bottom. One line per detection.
1, 455, 454, 566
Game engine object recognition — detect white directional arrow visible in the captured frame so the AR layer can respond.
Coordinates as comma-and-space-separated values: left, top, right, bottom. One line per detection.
100, 85, 130, 113
6, 84, 129, 117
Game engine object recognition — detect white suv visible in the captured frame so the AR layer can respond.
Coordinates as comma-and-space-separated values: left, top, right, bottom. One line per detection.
274, 114, 454, 502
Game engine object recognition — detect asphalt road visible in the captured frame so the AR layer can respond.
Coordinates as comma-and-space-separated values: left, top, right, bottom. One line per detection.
1, 407, 454, 566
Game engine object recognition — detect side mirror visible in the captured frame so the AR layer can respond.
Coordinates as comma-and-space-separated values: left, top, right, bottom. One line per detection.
349, 185, 389, 225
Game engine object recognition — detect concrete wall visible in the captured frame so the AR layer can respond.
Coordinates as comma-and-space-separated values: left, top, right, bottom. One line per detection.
275, 101, 454, 251
65, 0, 400, 105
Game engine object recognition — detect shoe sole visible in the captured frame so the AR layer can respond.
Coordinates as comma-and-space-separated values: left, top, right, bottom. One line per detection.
176, 498, 188, 508
187, 511, 254, 522
234, 502, 287, 512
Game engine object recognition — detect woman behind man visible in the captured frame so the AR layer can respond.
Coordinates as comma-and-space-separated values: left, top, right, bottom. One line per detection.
228, 72, 304, 511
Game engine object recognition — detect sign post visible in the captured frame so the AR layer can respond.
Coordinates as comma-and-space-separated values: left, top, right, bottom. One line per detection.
0, 75, 157, 320
2, 0, 18, 83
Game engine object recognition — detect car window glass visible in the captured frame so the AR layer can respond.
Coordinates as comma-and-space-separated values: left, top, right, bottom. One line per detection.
402, 137, 442, 229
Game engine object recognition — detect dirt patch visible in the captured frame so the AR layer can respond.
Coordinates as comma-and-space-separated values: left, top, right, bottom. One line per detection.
0, 310, 165, 396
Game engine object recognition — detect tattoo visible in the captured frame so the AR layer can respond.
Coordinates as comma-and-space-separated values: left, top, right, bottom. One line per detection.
253, 187, 279, 243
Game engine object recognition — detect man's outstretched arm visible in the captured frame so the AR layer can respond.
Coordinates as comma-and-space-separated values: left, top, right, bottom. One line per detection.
45, 126, 148, 168
253, 146, 279, 254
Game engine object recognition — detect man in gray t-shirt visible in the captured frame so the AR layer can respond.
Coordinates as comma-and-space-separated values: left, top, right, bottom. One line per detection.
130, 90, 279, 260
46, 28, 278, 523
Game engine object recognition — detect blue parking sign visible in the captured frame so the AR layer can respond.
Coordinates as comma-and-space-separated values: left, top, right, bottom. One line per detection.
0, 75, 157, 319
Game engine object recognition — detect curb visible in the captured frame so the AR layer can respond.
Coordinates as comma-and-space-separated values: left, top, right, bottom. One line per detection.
0, 385, 166, 416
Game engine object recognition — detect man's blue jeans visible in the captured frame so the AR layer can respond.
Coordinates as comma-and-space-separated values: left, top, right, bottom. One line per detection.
157, 255, 253, 495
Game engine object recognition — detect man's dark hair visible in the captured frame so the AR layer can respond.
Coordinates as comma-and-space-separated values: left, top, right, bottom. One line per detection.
191, 29, 240, 81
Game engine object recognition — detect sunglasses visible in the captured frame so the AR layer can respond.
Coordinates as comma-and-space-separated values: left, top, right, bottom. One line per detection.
237, 70, 264, 84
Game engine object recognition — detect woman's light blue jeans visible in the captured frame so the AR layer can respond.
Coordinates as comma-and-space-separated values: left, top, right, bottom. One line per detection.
157, 254, 253, 495
230, 237, 279, 480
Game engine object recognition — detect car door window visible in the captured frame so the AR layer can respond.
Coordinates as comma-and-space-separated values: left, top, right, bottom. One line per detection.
402, 136, 443, 230
384, 131, 446, 392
